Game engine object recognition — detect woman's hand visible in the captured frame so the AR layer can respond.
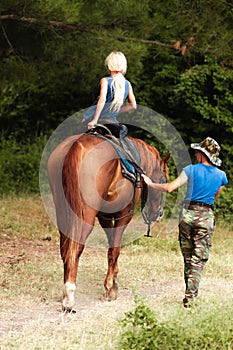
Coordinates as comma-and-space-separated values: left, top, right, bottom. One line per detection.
141, 174, 153, 185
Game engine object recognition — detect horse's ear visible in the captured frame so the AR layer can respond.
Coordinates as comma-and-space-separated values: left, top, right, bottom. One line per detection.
162, 152, 171, 164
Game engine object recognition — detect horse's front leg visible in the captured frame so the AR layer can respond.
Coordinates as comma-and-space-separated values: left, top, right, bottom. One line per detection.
104, 246, 121, 301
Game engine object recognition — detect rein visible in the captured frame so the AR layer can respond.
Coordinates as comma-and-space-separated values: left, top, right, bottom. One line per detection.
142, 168, 167, 237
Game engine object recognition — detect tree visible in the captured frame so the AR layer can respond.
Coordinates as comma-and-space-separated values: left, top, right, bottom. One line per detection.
0, 0, 152, 138
0, 0, 232, 210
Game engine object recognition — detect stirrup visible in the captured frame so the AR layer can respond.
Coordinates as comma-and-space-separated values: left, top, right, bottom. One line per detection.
88, 124, 113, 136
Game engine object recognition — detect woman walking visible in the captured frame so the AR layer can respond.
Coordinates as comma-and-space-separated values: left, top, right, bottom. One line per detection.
142, 137, 228, 307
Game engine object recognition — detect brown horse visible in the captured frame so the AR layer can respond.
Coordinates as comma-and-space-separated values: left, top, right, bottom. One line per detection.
47, 132, 170, 311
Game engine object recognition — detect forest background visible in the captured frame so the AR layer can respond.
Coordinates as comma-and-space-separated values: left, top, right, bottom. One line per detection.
0, 0, 232, 220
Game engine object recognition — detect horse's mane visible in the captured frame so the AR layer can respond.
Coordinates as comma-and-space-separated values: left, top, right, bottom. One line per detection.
130, 137, 168, 179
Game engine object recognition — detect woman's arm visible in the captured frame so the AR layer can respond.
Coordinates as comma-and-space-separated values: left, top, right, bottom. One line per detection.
142, 170, 188, 193
214, 186, 224, 199
88, 78, 108, 129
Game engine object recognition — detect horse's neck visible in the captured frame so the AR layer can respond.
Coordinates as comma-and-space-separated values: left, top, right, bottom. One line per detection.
132, 139, 161, 177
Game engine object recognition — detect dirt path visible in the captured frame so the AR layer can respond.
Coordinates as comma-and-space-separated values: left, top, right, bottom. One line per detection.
0, 236, 232, 341
0, 237, 136, 337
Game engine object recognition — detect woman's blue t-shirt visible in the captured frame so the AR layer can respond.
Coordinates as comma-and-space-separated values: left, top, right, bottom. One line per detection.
183, 163, 228, 204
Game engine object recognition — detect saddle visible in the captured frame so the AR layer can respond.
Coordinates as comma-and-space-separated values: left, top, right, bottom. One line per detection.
86, 124, 143, 185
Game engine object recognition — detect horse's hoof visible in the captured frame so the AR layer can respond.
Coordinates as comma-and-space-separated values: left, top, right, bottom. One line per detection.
62, 282, 76, 311
62, 306, 76, 314
105, 288, 118, 301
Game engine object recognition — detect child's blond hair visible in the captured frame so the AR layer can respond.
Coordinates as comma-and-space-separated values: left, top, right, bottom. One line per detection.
105, 51, 127, 112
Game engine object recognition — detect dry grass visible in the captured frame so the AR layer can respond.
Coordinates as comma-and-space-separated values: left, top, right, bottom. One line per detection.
0, 196, 232, 349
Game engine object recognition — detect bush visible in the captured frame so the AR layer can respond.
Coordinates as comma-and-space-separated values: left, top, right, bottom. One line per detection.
118, 298, 233, 350
0, 134, 232, 223
0, 136, 47, 195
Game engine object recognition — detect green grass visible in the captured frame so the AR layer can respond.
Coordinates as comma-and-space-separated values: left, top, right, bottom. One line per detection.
119, 297, 233, 350
0, 195, 58, 241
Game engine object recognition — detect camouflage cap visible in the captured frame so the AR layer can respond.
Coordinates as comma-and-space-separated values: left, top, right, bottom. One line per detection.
191, 137, 222, 166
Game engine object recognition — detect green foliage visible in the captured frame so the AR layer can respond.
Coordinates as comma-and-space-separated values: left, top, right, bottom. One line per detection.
0, 135, 47, 195
214, 186, 233, 221
0, 0, 232, 215
0, 79, 79, 139
0, 0, 149, 138
120, 300, 160, 349
171, 59, 233, 132
119, 298, 233, 350
168, 58, 233, 220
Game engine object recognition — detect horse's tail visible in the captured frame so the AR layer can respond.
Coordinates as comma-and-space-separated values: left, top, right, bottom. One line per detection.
62, 139, 87, 265
48, 137, 85, 265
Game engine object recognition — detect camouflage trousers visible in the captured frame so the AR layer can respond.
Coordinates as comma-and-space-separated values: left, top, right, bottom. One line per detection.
178, 205, 214, 301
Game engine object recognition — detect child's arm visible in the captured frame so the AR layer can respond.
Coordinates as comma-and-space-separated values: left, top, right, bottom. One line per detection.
119, 82, 137, 113
88, 78, 108, 129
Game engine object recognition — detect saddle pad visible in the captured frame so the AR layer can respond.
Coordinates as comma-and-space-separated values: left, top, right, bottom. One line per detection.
90, 134, 137, 180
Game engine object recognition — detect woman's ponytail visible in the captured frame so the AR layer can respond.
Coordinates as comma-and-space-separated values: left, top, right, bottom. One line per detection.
105, 51, 127, 112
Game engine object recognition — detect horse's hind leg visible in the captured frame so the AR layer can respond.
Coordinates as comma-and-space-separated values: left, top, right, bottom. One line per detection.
60, 207, 96, 311
60, 233, 85, 311
60, 220, 97, 312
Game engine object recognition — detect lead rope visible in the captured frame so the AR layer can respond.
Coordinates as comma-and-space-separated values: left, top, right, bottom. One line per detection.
140, 182, 152, 237
142, 170, 167, 238
145, 222, 152, 238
